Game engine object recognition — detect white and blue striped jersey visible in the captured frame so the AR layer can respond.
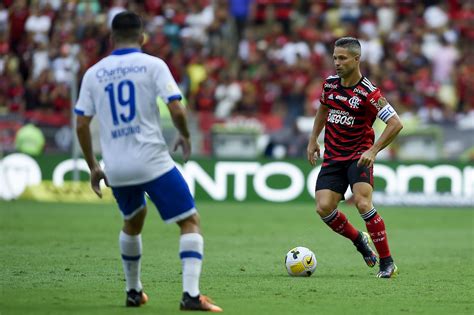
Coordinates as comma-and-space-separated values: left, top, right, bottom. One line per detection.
75, 48, 181, 186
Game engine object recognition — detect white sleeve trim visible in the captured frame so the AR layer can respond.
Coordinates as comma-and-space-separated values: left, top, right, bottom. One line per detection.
377, 104, 396, 123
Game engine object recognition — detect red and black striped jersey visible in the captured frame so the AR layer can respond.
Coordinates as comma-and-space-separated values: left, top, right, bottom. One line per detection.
319, 75, 384, 165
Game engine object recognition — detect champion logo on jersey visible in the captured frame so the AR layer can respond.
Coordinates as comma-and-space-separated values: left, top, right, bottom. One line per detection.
328, 94, 334, 100
348, 96, 361, 109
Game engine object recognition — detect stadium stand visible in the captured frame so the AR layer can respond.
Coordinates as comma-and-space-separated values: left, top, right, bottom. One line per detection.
1, 0, 472, 159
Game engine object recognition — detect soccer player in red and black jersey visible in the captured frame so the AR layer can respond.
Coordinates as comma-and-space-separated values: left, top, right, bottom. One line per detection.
307, 37, 403, 278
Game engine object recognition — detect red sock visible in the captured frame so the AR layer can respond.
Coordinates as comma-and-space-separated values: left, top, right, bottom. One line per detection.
322, 209, 359, 241
364, 213, 391, 259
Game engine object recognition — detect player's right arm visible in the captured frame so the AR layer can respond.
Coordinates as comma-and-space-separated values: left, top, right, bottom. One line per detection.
307, 104, 329, 166
76, 115, 108, 198
168, 99, 191, 162
154, 58, 192, 162
75, 70, 108, 197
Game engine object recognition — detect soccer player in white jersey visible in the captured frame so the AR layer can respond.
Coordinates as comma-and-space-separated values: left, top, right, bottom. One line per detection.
75, 11, 222, 312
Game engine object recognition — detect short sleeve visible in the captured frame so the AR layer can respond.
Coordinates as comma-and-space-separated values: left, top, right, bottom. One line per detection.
368, 88, 396, 123
74, 71, 96, 116
367, 89, 383, 115
154, 59, 182, 104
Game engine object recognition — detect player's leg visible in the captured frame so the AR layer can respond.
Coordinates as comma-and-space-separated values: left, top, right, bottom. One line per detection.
347, 182, 378, 268
123, 205, 147, 235
111, 185, 148, 306
315, 164, 360, 242
176, 214, 202, 300
349, 162, 397, 277
352, 182, 397, 277
176, 214, 221, 312
143, 167, 222, 312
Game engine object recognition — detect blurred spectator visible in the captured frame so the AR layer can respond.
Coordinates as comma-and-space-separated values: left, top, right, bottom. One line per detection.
6, 73, 25, 114
33, 69, 56, 111
214, 72, 242, 118
24, 4, 51, 44
376, 2, 396, 35
180, 1, 214, 44
235, 78, 258, 116
229, 0, 251, 44
253, 0, 295, 35
76, 0, 101, 17
279, 31, 311, 65
0, 93, 7, 115
193, 80, 216, 112
31, 41, 50, 79
432, 37, 459, 84
51, 83, 71, 117
359, 30, 384, 68
8, 0, 29, 54
423, 4, 448, 30
162, 8, 182, 51
187, 53, 207, 96
39, 0, 61, 11
0, 4, 8, 32
107, 0, 126, 28
51, 43, 79, 85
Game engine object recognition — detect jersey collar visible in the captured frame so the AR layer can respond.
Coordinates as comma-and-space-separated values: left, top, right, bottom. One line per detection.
339, 76, 364, 89
111, 48, 142, 55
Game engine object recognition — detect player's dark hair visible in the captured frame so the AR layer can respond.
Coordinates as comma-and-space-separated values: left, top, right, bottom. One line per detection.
335, 37, 361, 56
111, 11, 143, 43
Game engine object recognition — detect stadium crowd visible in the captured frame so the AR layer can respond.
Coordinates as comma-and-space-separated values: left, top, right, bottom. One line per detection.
0, 0, 472, 154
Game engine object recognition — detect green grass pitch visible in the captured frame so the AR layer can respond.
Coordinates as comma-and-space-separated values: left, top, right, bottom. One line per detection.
1, 200, 473, 315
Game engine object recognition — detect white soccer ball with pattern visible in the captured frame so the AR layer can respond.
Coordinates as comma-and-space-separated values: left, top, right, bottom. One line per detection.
285, 246, 317, 277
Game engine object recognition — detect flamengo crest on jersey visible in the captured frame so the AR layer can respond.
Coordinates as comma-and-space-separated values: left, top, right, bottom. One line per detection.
74, 48, 182, 186
319, 75, 396, 164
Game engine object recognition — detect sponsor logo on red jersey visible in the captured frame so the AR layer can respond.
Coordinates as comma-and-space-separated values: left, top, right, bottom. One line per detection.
353, 87, 368, 97
335, 95, 347, 101
327, 109, 355, 126
324, 82, 338, 89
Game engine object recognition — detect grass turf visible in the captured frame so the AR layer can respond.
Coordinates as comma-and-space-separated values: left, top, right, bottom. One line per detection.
0, 200, 473, 315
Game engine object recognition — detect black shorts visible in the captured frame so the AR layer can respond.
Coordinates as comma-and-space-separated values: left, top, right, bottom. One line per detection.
315, 160, 373, 196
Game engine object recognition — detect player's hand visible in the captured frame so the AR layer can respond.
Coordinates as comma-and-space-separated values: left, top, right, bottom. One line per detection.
90, 166, 108, 198
174, 135, 191, 163
307, 141, 320, 166
357, 149, 377, 168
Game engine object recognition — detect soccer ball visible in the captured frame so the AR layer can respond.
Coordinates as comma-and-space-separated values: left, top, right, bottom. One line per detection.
285, 246, 317, 277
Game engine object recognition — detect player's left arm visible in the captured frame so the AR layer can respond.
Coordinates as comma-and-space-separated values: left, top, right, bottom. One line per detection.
76, 115, 108, 197
167, 99, 191, 163
358, 97, 403, 167
155, 58, 191, 162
